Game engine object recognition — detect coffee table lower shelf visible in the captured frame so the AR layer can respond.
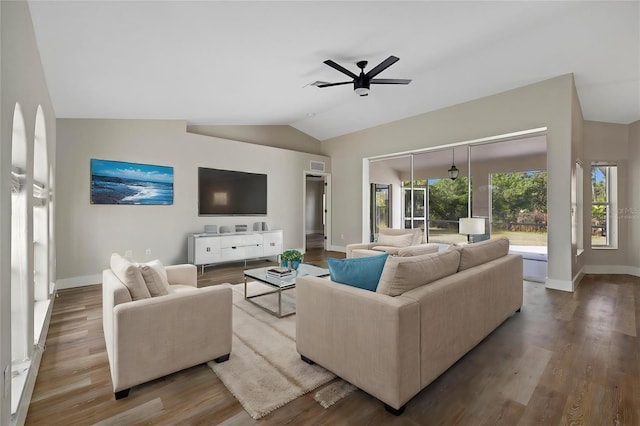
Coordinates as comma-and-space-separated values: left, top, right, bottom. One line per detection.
243, 277, 295, 318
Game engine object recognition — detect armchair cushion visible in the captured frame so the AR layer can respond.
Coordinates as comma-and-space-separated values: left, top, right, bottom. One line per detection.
397, 244, 439, 257
110, 253, 150, 301
139, 260, 170, 297
372, 246, 401, 255
377, 232, 415, 248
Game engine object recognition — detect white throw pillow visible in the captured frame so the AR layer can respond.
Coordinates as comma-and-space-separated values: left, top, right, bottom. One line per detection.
110, 253, 151, 301
139, 259, 171, 297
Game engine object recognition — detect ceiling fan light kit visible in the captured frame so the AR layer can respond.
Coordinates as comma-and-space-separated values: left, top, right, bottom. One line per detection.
317, 55, 411, 96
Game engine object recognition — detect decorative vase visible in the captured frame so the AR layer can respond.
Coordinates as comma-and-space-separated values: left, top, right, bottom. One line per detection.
281, 260, 290, 269
291, 260, 301, 270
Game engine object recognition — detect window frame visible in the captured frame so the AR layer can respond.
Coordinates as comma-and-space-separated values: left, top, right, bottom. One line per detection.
590, 162, 618, 249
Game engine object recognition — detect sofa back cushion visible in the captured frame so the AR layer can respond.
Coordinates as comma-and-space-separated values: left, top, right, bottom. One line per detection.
327, 253, 389, 291
110, 253, 151, 301
458, 238, 510, 271
376, 249, 461, 296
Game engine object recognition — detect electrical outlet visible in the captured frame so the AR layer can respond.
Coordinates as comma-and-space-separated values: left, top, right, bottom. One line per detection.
124, 250, 133, 259
145, 248, 151, 256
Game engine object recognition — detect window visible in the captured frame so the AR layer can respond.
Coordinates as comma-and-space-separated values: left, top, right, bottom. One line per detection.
490, 170, 547, 246
403, 178, 468, 245
591, 163, 618, 249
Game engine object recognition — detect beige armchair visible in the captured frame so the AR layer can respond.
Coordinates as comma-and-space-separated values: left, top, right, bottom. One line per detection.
102, 254, 232, 399
346, 228, 439, 258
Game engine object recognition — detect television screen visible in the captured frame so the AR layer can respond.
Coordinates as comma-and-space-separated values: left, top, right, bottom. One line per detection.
198, 167, 267, 215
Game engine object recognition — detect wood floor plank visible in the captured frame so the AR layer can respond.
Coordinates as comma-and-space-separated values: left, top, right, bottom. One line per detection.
25, 252, 640, 425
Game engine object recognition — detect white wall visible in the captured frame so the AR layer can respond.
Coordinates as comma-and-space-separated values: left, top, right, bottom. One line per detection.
55, 119, 330, 287
1, 1, 57, 423
321, 74, 577, 290
187, 124, 322, 155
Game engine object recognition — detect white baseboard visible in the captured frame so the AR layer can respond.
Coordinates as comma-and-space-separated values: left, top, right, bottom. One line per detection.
545, 278, 574, 292
56, 273, 101, 290
583, 264, 640, 277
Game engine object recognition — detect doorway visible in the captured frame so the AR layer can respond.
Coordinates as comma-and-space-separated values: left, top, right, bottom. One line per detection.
304, 174, 327, 251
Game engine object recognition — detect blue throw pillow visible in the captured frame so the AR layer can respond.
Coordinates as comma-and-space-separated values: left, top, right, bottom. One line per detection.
327, 254, 389, 291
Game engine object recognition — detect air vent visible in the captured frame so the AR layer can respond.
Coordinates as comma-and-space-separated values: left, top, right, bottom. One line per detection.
310, 161, 325, 172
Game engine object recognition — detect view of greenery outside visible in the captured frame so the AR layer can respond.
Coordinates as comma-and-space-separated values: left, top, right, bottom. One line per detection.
402, 170, 548, 246
491, 170, 547, 246
403, 178, 469, 244
591, 165, 613, 246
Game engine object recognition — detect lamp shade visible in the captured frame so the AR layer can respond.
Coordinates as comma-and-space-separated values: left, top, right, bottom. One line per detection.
354, 87, 370, 96
459, 217, 485, 235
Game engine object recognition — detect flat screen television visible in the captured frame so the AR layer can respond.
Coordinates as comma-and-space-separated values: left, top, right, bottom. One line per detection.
198, 167, 267, 216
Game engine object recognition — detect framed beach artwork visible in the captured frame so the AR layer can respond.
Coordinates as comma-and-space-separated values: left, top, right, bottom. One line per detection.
90, 159, 174, 205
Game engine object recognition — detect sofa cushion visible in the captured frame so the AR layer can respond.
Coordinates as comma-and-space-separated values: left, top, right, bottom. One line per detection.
376, 249, 461, 296
110, 253, 151, 301
377, 232, 414, 248
139, 259, 170, 297
327, 254, 389, 291
458, 238, 510, 271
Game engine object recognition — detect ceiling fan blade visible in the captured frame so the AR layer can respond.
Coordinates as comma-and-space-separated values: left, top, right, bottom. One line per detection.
316, 81, 352, 88
370, 78, 412, 85
323, 60, 358, 79
308, 81, 331, 87
366, 56, 400, 78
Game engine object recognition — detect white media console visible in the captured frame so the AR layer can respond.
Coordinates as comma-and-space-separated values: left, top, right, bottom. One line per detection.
187, 230, 283, 273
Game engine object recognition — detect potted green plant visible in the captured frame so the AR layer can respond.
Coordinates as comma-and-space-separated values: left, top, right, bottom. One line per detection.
281, 249, 304, 270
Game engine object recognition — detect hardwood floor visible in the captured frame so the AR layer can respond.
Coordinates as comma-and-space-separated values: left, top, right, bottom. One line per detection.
26, 253, 640, 425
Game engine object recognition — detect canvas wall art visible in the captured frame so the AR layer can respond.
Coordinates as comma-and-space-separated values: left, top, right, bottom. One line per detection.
90, 159, 174, 205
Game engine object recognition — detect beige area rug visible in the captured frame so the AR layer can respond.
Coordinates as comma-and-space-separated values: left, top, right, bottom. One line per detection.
208, 282, 356, 420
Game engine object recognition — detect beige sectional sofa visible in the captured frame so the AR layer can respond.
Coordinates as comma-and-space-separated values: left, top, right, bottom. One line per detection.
296, 238, 523, 414
102, 254, 232, 399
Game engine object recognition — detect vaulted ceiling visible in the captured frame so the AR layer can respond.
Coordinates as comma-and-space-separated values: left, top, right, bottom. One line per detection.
28, 1, 639, 141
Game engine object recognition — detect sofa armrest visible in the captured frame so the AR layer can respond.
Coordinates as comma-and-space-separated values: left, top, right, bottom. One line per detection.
165, 264, 197, 287
110, 285, 232, 392
296, 276, 421, 409
346, 242, 374, 258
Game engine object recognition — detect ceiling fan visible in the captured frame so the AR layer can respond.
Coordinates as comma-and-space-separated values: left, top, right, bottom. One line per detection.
314, 55, 411, 96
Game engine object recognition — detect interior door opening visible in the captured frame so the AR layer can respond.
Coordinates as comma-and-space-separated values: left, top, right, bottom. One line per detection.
305, 174, 326, 251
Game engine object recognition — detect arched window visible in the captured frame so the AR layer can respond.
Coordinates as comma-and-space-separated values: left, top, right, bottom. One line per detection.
11, 102, 32, 414
33, 105, 50, 342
